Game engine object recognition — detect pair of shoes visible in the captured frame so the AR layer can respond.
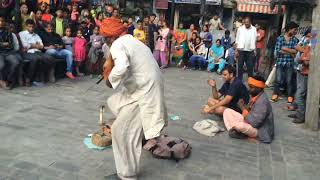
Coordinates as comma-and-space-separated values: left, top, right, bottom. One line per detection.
228, 128, 248, 139
66, 72, 75, 79
77, 72, 85, 77
32, 81, 44, 87
292, 118, 305, 124
0, 80, 10, 90
104, 173, 120, 180
271, 94, 279, 102
287, 96, 294, 104
160, 65, 168, 69
288, 114, 297, 119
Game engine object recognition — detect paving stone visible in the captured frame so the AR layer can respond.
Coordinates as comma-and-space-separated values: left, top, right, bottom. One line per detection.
0, 70, 320, 180
52, 161, 80, 173
13, 161, 38, 171
9, 169, 40, 180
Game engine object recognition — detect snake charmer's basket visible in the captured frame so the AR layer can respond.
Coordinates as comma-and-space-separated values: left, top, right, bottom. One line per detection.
91, 106, 112, 147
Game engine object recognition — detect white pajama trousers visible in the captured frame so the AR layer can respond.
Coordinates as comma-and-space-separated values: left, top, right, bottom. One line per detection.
109, 98, 143, 180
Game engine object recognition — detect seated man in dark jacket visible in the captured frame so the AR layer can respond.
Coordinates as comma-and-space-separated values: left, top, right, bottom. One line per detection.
0, 16, 20, 89
223, 75, 274, 143
202, 65, 250, 116
39, 23, 75, 79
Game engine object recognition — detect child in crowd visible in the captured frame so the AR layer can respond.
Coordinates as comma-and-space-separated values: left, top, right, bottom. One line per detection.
95, 12, 103, 27
73, 30, 87, 76
127, 17, 135, 35
62, 27, 74, 52
225, 42, 237, 66
88, 26, 105, 78
41, 6, 52, 23
71, 5, 79, 23
221, 30, 232, 54
80, 18, 94, 41
133, 20, 145, 43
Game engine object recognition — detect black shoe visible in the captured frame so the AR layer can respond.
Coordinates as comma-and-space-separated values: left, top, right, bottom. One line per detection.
228, 128, 248, 139
288, 114, 297, 119
292, 118, 305, 124
104, 173, 120, 180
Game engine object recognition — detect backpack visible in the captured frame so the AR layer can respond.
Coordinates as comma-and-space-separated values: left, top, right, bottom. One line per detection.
143, 135, 192, 161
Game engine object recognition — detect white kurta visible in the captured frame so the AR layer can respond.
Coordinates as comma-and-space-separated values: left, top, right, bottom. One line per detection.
107, 34, 167, 179
108, 34, 167, 140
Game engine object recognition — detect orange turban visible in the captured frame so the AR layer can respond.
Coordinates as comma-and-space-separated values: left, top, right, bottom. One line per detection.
100, 18, 127, 38
248, 77, 265, 89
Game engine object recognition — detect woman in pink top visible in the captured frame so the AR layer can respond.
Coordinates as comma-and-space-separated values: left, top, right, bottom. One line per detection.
95, 12, 104, 27
73, 30, 87, 76
153, 21, 170, 69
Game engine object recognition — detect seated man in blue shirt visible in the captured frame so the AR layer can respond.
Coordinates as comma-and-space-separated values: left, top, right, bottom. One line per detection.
202, 65, 250, 116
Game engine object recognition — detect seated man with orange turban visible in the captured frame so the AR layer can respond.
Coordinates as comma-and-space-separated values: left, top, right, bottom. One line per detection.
101, 18, 167, 180
223, 75, 274, 143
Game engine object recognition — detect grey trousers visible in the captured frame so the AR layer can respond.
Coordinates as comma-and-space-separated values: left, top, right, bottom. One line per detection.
108, 96, 143, 180
295, 73, 308, 120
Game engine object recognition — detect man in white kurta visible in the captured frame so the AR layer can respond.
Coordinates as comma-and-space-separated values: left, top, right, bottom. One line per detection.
106, 33, 167, 179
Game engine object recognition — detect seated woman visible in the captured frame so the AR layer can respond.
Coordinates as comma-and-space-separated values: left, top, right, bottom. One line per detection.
207, 39, 225, 74
199, 25, 213, 48
189, 37, 207, 70
223, 75, 274, 144
185, 32, 198, 68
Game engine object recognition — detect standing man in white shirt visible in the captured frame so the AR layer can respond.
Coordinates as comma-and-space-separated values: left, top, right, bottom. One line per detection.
19, 19, 56, 86
101, 18, 167, 180
236, 17, 257, 80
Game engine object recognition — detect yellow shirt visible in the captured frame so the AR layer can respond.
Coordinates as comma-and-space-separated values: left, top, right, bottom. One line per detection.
21, 14, 32, 31
56, 19, 63, 37
133, 29, 145, 43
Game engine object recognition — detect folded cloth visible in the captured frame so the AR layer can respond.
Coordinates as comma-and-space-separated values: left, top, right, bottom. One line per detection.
193, 119, 225, 137
83, 136, 111, 150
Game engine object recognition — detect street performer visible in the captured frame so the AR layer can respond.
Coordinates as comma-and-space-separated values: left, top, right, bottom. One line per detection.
100, 18, 167, 180
223, 75, 274, 144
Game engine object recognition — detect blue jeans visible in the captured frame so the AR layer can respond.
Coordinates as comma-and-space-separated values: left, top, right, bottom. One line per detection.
238, 50, 254, 80
295, 73, 308, 120
273, 65, 294, 97
190, 55, 206, 69
46, 49, 73, 73
207, 59, 226, 72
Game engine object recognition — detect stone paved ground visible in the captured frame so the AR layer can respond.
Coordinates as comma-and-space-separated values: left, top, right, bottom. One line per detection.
0, 68, 320, 180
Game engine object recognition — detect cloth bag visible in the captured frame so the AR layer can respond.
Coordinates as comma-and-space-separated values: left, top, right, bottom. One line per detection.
193, 119, 225, 137
143, 135, 191, 161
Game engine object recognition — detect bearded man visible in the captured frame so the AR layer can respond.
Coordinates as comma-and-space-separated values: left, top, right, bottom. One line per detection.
223, 75, 274, 144
101, 18, 167, 180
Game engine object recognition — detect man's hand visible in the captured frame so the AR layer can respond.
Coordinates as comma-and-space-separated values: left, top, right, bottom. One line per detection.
1, 42, 9, 47
48, 45, 56, 49
207, 79, 216, 87
201, 105, 212, 114
237, 99, 246, 111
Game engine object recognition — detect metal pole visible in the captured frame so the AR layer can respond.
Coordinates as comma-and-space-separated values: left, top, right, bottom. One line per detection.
200, 0, 206, 29
170, 0, 175, 28
274, 0, 282, 33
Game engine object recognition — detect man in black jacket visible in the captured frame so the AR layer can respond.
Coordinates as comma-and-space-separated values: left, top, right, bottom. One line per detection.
0, 16, 20, 89
39, 23, 75, 79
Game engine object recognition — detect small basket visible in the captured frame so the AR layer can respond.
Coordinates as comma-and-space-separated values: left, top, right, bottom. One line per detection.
91, 106, 112, 147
